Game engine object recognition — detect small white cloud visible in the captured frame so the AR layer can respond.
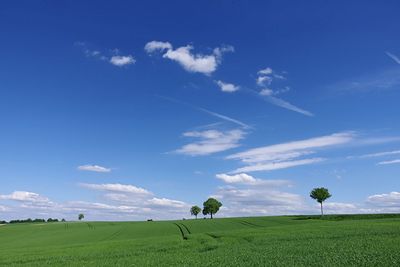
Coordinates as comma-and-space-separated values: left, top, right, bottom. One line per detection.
77, 165, 111, 173
258, 67, 273, 75
144, 41, 173, 53
259, 88, 274, 96
110, 55, 135, 66
175, 129, 245, 156
216, 80, 239, 93
144, 40, 233, 75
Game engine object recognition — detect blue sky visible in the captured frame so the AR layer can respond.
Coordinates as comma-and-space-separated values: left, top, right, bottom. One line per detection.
1, 1, 400, 220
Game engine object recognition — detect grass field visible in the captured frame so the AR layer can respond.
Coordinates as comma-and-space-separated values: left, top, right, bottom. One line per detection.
1, 215, 400, 266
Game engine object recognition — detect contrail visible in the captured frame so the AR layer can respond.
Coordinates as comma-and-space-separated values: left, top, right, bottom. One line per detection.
156, 95, 251, 129
386, 51, 400, 64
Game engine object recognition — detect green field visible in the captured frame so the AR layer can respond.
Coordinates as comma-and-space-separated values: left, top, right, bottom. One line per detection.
1, 215, 400, 266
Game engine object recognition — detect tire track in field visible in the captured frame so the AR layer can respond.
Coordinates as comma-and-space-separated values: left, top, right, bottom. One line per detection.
173, 223, 188, 240
180, 223, 191, 234
101, 227, 125, 241
238, 220, 263, 228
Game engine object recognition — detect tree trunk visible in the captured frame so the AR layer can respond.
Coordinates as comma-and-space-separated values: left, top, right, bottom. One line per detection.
320, 202, 323, 216
211, 212, 213, 219
195, 215, 197, 219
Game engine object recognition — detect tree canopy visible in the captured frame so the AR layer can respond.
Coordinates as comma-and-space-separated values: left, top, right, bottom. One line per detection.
310, 187, 331, 215
190, 206, 201, 219
202, 198, 222, 219
78, 213, 84, 221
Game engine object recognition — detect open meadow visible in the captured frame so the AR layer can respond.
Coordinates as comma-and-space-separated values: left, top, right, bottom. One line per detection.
1, 215, 400, 266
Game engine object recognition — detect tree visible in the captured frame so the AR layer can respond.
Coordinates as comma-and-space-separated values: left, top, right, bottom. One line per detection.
78, 213, 84, 221
310, 187, 332, 216
190, 206, 201, 219
203, 198, 222, 219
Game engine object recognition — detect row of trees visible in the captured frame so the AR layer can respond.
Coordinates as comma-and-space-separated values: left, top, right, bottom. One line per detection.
190, 188, 332, 219
190, 198, 222, 219
1, 218, 66, 224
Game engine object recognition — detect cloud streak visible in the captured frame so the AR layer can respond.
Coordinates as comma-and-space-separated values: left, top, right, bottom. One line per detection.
175, 129, 245, 156
77, 165, 111, 173
386, 51, 400, 64
227, 132, 355, 173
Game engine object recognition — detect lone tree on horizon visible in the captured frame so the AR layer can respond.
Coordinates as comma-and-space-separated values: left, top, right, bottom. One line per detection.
310, 187, 331, 216
78, 213, 84, 221
203, 198, 222, 219
190, 206, 201, 219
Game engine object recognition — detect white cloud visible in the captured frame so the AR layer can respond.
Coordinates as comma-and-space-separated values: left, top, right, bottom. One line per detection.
0, 191, 50, 203
144, 41, 172, 53
77, 165, 111, 173
147, 197, 187, 208
216, 173, 291, 186
367, 192, 400, 207
75, 42, 135, 67
79, 183, 151, 195
232, 158, 324, 173
377, 159, 400, 165
386, 51, 400, 64
110, 55, 135, 66
357, 150, 400, 158
227, 132, 354, 173
258, 67, 273, 76
213, 185, 307, 217
259, 88, 274, 96
216, 80, 239, 93
144, 41, 233, 75
255, 67, 312, 116
175, 129, 245, 156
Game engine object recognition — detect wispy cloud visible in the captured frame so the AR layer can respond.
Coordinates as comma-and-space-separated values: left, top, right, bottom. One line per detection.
145, 41, 233, 75
232, 158, 324, 173
331, 68, 400, 93
351, 150, 400, 159
156, 95, 250, 129
227, 132, 355, 173
377, 159, 400, 165
75, 42, 135, 67
216, 173, 291, 186
175, 129, 245, 156
254, 67, 312, 116
263, 95, 314, 117
79, 183, 151, 195
386, 51, 400, 64
215, 80, 239, 93
77, 165, 111, 173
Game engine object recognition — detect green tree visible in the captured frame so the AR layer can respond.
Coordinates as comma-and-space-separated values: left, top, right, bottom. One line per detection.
190, 206, 201, 219
203, 198, 222, 219
310, 187, 332, 215
78, 213, 84, 221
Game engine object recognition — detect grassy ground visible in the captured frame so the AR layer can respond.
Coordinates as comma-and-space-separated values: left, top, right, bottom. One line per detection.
0, 215, 400, 266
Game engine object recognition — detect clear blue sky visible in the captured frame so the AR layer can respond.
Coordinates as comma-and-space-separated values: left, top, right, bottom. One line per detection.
1, 0, 400, 220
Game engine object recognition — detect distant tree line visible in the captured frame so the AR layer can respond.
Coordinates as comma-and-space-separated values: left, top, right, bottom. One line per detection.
0, 218, 66, 224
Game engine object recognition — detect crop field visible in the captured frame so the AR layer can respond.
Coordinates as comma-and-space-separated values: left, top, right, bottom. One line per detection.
0, 215, 400, 266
